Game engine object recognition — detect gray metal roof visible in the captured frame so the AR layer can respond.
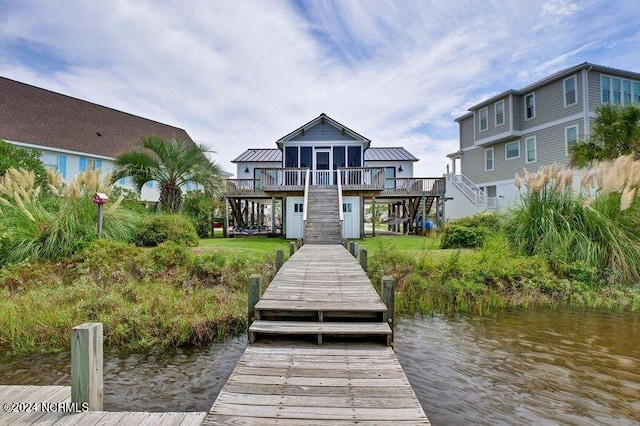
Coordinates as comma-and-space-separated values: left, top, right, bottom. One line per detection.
232, 149, 282, 163
365, 147, 418, 162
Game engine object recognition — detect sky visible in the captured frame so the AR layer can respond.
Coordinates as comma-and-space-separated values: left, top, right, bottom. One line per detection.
1, 0, 639, 176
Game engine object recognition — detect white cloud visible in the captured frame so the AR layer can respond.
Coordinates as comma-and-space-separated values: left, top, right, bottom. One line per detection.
1, 0, 639, 177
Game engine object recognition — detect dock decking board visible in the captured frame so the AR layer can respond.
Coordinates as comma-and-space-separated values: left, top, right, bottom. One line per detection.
207, 244, 430, 424
0, 386, 206, 425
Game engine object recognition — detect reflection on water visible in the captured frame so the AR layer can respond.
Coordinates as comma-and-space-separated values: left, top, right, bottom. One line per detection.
1, 310, 639, 425
395, 310, 640, 425
0, 337, 247, 412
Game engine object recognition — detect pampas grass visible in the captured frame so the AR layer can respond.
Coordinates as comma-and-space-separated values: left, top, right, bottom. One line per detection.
509, 156, 640, 284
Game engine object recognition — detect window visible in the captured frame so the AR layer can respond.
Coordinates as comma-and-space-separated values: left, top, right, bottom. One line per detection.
347, 146, 362, 167
495, 100, 505, 126
601, 75, 610, 103
342, 203, 352, 213
524, 93, 535, 119
505, 141, 520, 159
146, 181, 154, 188
79, 157, 102, 171
285, 146, 298, 167
485, 148, 494, 171
623, 80, 632, 105
602, 75, 640, 105
479, 107, 488, 132
612, 78, 621, 104
565, 125, 578, 156
294, 203, 304, 213
564, 76, 577, 106
42, 153, 66, 178
385, 167, 396, 190
525, 136, 536, 163
300, 147, 312, 169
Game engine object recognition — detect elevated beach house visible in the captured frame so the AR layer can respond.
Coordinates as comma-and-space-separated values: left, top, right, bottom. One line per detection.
445, 62, 640, 219
225, 113, 445, 242
0, 76, 198, 202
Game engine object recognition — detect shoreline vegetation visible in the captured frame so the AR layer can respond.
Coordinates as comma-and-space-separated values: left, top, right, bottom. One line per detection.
1, 235, 639, 358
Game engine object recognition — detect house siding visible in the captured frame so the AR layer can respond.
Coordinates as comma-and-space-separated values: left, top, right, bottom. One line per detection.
587, 69, 602, 112
474, 97, 510, 139
522, 75, 583, 131
459, 116, 474, 149
289, 123, 357, 141
512, 95, 523, 131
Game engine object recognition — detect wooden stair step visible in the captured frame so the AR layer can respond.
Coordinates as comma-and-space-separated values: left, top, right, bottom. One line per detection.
249, 320, 392, 345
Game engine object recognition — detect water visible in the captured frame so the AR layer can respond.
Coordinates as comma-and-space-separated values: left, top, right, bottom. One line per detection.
1, 310, 639, 425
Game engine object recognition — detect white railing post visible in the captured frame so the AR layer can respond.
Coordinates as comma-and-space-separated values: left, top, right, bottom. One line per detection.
302, 169, 310, 238
337, 169, 344, 238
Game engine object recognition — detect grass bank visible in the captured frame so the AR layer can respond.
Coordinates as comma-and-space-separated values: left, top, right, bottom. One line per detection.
0, 238, 280, 357
363, 236, 640, 316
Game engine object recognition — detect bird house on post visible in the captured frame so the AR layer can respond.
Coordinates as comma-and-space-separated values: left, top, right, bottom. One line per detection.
92, 193, 108, 237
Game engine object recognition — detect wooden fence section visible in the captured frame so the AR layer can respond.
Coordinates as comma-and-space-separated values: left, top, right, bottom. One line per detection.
205, 343, 429, 425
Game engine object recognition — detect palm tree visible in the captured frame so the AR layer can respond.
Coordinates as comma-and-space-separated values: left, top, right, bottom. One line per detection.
114, 136, 223, 213
570, 104, 640, 167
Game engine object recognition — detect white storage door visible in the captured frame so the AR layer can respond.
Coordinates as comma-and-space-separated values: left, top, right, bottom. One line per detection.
285, 196, 304, 239
342, 196, 360, 239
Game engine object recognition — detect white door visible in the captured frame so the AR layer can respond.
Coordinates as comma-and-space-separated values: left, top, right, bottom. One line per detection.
314, 149, 331, 185
342, 196, 360, 238
285, 196, 304, 239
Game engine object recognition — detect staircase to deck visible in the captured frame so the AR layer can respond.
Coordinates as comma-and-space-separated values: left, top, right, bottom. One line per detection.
249, 245, 392, 345
304, 186, 342, 244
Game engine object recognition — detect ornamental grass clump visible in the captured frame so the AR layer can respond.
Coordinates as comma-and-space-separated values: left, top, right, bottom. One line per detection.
0, 168, 141, 265
509, 156, 640, 284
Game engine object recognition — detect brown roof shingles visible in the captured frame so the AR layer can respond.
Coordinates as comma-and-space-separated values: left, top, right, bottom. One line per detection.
0, 76, 194, 158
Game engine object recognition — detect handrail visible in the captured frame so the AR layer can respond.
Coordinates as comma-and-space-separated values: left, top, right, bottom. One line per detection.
446, 173, 486, 206
302, 169, 310, 224
337, 168, 344, 238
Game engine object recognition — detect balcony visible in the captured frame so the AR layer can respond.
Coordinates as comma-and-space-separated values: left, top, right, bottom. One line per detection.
225, 167, 445, 198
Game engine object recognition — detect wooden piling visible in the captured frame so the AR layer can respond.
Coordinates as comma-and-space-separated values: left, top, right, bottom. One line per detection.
296, 238, 303, 249
348, 241, 355, 256
342, 238, 349, 249
289, 241, 295, 256
71, 322, 103, 411
382, 276, 395, 345
275, 249, 284, 271
352, 242, 359, 258
360, 248, 368, 272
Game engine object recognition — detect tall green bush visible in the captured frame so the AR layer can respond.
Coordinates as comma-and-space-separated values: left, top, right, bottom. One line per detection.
134, 214, 198, 247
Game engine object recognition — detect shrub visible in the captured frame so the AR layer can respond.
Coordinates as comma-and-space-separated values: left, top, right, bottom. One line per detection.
0, 139, 48, 189
135, 214, 198, 247
183, 190, 217, 238
440, 224, 487, 249
150, 241, 194, 268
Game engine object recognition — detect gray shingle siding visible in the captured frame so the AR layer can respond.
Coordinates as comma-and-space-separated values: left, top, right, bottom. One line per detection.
289, 123, 356, 141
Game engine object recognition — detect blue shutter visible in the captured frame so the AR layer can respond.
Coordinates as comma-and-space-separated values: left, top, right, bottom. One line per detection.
79, 157, 87, 171
59, 155, 67, 179
95, 159, 102, 169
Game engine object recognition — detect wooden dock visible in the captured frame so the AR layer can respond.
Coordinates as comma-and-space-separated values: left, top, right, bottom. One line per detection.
206, 244, 430, 424
0, 386, 206, 425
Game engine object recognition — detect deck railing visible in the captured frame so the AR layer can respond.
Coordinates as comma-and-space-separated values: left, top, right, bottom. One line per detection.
302, 169, 310, 235
338, 167, 385, 190
225, 168, 444, 196
445, 173, 486, 206
337, 170, 344, 238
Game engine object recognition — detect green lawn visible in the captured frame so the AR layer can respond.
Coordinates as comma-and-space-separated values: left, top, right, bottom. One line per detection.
198, 236, 291, 255
356, 235, 441, 254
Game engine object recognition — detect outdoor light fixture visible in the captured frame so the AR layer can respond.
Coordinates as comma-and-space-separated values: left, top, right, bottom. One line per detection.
245, 166, 250, 174
398, 165, 403, 172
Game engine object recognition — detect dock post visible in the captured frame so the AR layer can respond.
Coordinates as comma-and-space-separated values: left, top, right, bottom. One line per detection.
71, 322, 103, 411
360, 248, 368, 272
382, 276, 395, 345
289, 241, 295, 256
248, 275, 263, 343
342, 238, 348, 249
348, 241, 355, 256
352, 242, 359, 258
296, 238, 303, 249
276, 249, 284, 271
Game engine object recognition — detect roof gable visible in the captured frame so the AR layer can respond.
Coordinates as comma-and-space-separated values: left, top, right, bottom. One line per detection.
0, 76, 194, 158
277, 113, 371, 148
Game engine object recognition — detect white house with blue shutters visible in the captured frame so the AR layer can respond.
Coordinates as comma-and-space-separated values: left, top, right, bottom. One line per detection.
0, 76, 198, 202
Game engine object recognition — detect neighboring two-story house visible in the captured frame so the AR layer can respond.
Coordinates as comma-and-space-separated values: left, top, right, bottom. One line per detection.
0, 76, 198, 202
446, 62, 640, 219
225, 113, 445, 239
